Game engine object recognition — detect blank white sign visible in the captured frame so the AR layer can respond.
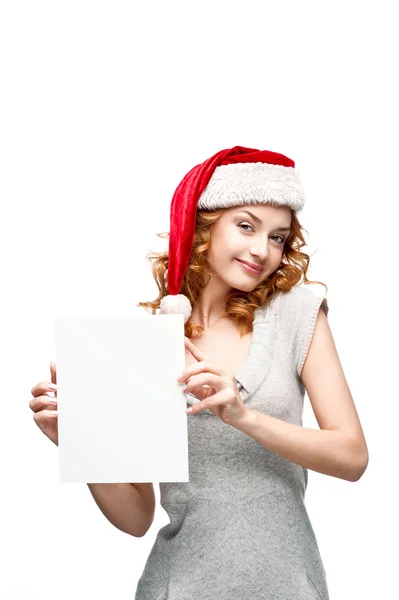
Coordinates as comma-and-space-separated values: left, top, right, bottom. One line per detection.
54, 313, 189, 483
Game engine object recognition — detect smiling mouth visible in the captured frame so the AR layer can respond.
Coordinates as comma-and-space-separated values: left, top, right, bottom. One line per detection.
236, 259, 264, 274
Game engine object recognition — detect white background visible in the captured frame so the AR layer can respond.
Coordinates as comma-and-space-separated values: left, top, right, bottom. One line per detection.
1, 1, 397, 598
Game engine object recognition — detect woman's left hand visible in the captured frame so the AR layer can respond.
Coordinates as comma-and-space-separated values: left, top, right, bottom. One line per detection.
179, 336, 249, 425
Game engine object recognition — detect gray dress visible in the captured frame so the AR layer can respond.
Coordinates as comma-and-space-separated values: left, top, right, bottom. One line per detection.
135, 285, 330, 600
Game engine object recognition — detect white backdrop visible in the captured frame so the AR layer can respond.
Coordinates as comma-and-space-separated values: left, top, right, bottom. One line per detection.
1, 1, 397, 598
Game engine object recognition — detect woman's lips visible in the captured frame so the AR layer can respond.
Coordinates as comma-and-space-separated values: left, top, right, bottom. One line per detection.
236, 259, 263, 275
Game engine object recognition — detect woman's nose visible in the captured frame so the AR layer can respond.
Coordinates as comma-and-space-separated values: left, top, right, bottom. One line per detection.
251, 239, 269, 259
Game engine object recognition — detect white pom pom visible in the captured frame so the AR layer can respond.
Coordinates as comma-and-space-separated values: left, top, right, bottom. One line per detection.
159, 294, 192, 324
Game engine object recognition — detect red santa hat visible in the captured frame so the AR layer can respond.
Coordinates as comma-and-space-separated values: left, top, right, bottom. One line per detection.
159, 145, 305, 323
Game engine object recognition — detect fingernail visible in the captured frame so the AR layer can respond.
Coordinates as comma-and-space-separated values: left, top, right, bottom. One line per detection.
177, 374, 184, 381
48, 384, 58, 390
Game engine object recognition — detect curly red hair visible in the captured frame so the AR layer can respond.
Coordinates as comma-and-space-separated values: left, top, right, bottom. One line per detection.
137, 208, 328, 339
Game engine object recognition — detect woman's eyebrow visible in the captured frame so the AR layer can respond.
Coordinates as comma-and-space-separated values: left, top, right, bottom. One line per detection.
236, 210, 291, 232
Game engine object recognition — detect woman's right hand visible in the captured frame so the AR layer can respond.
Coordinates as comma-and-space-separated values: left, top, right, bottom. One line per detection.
30, 361, 59, 446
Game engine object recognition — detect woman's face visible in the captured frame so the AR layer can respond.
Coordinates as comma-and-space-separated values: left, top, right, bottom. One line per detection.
207, 204, 292, 291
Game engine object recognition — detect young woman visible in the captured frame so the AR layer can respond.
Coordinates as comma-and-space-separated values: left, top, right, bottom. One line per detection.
134, 146, 369, 599
30, 145, 368, 599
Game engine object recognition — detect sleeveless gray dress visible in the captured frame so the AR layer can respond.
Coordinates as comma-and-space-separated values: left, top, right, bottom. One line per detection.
135, 285, 330, 600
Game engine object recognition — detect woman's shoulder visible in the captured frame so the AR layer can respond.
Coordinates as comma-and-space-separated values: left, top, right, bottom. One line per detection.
254, 285, 328, 324
277, 285, 329, 316
278, 286, 330, 378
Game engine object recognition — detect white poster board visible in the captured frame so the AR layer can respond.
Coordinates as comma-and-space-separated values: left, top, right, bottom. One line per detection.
54, 312, 189, 483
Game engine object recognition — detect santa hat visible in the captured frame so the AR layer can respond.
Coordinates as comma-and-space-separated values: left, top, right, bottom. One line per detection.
159, 145, 305, 323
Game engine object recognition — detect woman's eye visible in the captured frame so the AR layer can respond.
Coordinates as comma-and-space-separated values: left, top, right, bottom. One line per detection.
272, 235, 285, 244
238, 223, 286, 244
238, 222, 255, 232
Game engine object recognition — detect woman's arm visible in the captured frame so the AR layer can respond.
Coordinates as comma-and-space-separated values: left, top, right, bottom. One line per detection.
232, 411, 367, 481
232, 308, 369, 481
87, 482, 155, 537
